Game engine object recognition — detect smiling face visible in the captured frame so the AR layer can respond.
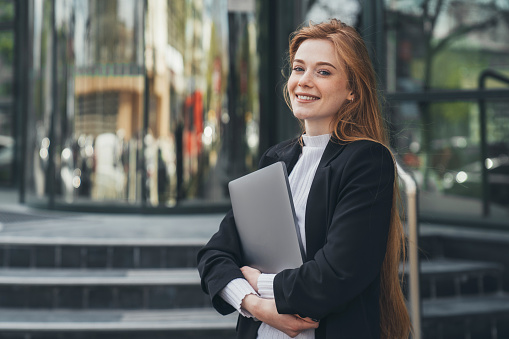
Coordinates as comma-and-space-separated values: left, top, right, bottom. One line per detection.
288, 39, 353, 136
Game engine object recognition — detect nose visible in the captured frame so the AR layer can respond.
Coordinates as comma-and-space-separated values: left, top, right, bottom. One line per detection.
298, 70, 313, 87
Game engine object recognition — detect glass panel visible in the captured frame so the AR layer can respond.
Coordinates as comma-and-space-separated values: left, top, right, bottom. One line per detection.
26, 0, 53, 199
0, 31, 13, 99
58, 0, 144, 204
26, 0, 145, 205
227, 10, 260, 177
390, 99, 509, 225
304, 0, 360, 25
0, 29, 13, 184
27, 0, 261, 209
0, 106, 13, 183
144, 0, 260, 207
485, 100, 509, 213
0, 0, 14, 23
385, 0, 509, 92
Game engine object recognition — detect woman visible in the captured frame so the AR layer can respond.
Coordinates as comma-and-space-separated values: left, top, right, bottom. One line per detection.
198, 19, 411, 339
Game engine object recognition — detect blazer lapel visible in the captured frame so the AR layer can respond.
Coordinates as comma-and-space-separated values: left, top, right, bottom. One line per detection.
274, 140, 302, 175
317, 139, 347, 168
304, 141, 347, 260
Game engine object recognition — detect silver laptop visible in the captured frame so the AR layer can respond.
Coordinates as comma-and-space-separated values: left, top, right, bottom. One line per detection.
228, 161, 305, 274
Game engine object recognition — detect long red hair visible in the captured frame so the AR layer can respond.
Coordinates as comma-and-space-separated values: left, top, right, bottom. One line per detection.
285, 19, 411, 339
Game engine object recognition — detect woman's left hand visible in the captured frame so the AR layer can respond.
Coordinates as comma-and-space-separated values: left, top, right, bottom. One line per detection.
241, 295, 319, 337
241, 266, 261, 292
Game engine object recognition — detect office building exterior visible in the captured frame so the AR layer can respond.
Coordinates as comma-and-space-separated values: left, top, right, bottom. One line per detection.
0, 1, 509, 338
1, 0, 508, 222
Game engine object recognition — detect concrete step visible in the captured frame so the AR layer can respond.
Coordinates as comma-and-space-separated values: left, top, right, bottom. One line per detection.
419, 223, 509, 292
0, 308, 236, 339
0, 268, 210, 309
2, 293, 509, 339
0, 211, 224, 270
401, 258, 503, 299
0, 243, 203, 269
422, 293, 509, 339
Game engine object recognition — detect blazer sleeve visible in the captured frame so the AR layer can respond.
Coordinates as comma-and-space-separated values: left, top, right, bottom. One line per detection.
273, 142, 395, 320
197, 145, 277, 315
197, 209, 246, 315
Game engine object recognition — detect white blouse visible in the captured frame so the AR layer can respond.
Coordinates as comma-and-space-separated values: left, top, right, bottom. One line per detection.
219, 134, 330, 339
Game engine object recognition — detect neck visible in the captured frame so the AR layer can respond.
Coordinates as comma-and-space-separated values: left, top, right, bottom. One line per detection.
304, 121, 332, 136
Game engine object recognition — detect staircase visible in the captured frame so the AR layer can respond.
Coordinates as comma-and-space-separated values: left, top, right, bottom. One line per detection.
0, 210, 237, 339
1, 209, 509, 339
410, 224, 509, 339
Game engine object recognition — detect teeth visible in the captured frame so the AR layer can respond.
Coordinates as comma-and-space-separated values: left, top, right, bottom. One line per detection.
298, 95, 318, 101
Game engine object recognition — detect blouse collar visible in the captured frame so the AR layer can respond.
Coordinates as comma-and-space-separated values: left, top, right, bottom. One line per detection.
302, 133, 330, 148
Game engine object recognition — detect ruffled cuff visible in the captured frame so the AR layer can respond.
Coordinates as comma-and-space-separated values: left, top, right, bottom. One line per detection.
218, 278, 258, 318
257, 273, 276, 299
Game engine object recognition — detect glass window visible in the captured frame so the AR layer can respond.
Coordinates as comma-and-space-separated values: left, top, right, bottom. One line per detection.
304, 0, 360, 25
26, 0, 145, 205
0, 29, 13, 184
385, 0, 509, 92
0, 107, 13, 182
390, 99, 509, 225
57, 0, 145, 204
26, 0, 53, 199
485, 100, 509, 212
144, 0, 260, 207
0, 0, 14, 23
0, 31, 13, 95
26, 0, 261, 210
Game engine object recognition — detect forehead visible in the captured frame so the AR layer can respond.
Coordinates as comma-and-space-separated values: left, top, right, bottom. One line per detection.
294, 39, 339, 66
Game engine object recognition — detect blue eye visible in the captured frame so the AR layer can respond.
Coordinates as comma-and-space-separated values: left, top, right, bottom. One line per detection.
292, 66, 304, 72
318, 70, 331, 76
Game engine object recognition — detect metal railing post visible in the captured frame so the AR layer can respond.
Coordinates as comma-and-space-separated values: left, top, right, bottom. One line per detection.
478, 69, 509, 217
396, 162, 421, 339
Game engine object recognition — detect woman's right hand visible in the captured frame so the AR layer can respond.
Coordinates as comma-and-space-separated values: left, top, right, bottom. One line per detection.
241, 294, 319, 338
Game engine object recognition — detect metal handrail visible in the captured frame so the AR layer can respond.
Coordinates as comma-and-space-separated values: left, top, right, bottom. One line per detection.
396, 160, 421, 339
478, 69, 509, 217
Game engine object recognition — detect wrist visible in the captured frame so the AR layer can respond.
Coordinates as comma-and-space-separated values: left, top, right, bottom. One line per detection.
241, 294, 261, 317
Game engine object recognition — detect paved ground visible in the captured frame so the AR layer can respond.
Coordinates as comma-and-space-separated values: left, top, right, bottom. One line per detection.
0, 188, 223, 245
1, 187, 507, 246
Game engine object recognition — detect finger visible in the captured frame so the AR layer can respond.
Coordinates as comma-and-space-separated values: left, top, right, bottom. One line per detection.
292, 316, 319, 330
300, 321, 319, 329
294, 321, 318, 331
295, 315, 319, 324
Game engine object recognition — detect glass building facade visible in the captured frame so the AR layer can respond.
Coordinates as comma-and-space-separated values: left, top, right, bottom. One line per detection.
21, 0, 262, 211
0, 1, 14, 185
384, 0, 509, 227
5, 0, 509, 226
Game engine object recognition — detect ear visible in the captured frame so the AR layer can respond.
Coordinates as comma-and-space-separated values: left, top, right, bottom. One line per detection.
347, 92, 355, 101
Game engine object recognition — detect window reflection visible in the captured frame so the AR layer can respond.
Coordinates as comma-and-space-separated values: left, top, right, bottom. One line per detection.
28, 0, 53, 198
0, 0, 14, 184
145, 0, 260, 207
390, 100, 509, 222
0, 1, 14, 23
68, 0, 144, 203
0, 129, 13, 182
27, 0, 145, 203
305, 0, 360, 25
27, 0, 261, 209
385, 0, 509, 92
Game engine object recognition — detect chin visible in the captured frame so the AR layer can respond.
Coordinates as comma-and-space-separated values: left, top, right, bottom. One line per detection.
292, 108, 311, 119
292, 112, 308, 121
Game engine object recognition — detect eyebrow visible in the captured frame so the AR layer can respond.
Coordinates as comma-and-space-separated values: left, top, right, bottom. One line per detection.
293, 59, 337, 70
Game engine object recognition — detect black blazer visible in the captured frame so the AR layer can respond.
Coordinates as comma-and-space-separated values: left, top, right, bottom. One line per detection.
197, 138, 395, 339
